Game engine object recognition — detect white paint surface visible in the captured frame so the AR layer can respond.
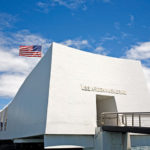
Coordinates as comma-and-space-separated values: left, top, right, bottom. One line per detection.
46, 43, 150, 135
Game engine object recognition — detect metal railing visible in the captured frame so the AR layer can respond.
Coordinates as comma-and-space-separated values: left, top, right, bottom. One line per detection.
98, 112, 150, 127
0, 107, 8, 131
0, 120, 7, 131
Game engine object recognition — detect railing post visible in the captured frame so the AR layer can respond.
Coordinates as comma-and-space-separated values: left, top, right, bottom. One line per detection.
122, 114, 124, 125
139, 114, 141, 127
4, 120, 7, 131
0, 122, 3, 131
132, 113, 134, 126
117, 113, 119, 126
125, 114, 127, 126
101, 113, 104, 126
100, 114, 102, 126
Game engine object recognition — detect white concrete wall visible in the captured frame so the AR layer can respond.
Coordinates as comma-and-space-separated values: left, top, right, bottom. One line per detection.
46, 42, 150, 135
0, 47, 52, 139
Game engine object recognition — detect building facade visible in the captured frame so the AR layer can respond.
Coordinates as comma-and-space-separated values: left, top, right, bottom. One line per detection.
0, 42, 150, 150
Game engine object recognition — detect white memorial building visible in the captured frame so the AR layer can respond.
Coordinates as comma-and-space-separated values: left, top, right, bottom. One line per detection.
0, 42, 150, 150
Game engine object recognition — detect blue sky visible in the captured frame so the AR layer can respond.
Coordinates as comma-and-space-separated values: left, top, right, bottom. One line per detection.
0, 0, 150, 109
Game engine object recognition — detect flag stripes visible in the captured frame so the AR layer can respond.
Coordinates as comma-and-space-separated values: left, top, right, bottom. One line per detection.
19, 45, 42, 57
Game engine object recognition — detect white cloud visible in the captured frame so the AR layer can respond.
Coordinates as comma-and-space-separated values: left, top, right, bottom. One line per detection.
61, 39, 90, 49
101, 35, 117, 42
62, 38, 109, 55
121, 32, 129, 39
0, 30, 50, 98
0, 13, 16, 30
12, 30, 50, 51
37, 2, 50, 13
95, 46, 104, 52
127, 15, 134, 26
94, 46, 108, 55
37, 0, 87, 11
0, 32, 12, 46
0, 74, 26, 97
126, 42, 150, 60
0, 49, 29, 73
100, 34, 117, 46
125, 41, 150, 92
53, 0, 86, 9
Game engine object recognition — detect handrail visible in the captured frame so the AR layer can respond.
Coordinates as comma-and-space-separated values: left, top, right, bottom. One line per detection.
0, 107, 8, 131
101, 112, 150, 115
98, 112, 150, 127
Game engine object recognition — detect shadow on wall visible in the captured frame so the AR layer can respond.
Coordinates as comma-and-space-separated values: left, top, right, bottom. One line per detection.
96, 95, 118, 126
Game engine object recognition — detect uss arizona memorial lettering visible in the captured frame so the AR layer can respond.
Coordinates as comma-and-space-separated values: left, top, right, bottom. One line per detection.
81, 85, 127, 95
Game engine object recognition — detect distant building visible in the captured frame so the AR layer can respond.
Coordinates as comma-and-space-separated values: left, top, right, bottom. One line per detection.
0, 42, 150, 150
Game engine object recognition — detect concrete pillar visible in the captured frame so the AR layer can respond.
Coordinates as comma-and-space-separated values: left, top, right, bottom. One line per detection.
102, 131, 128, 150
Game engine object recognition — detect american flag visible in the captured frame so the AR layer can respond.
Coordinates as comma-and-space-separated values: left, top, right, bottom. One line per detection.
19, 45, 42, 57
